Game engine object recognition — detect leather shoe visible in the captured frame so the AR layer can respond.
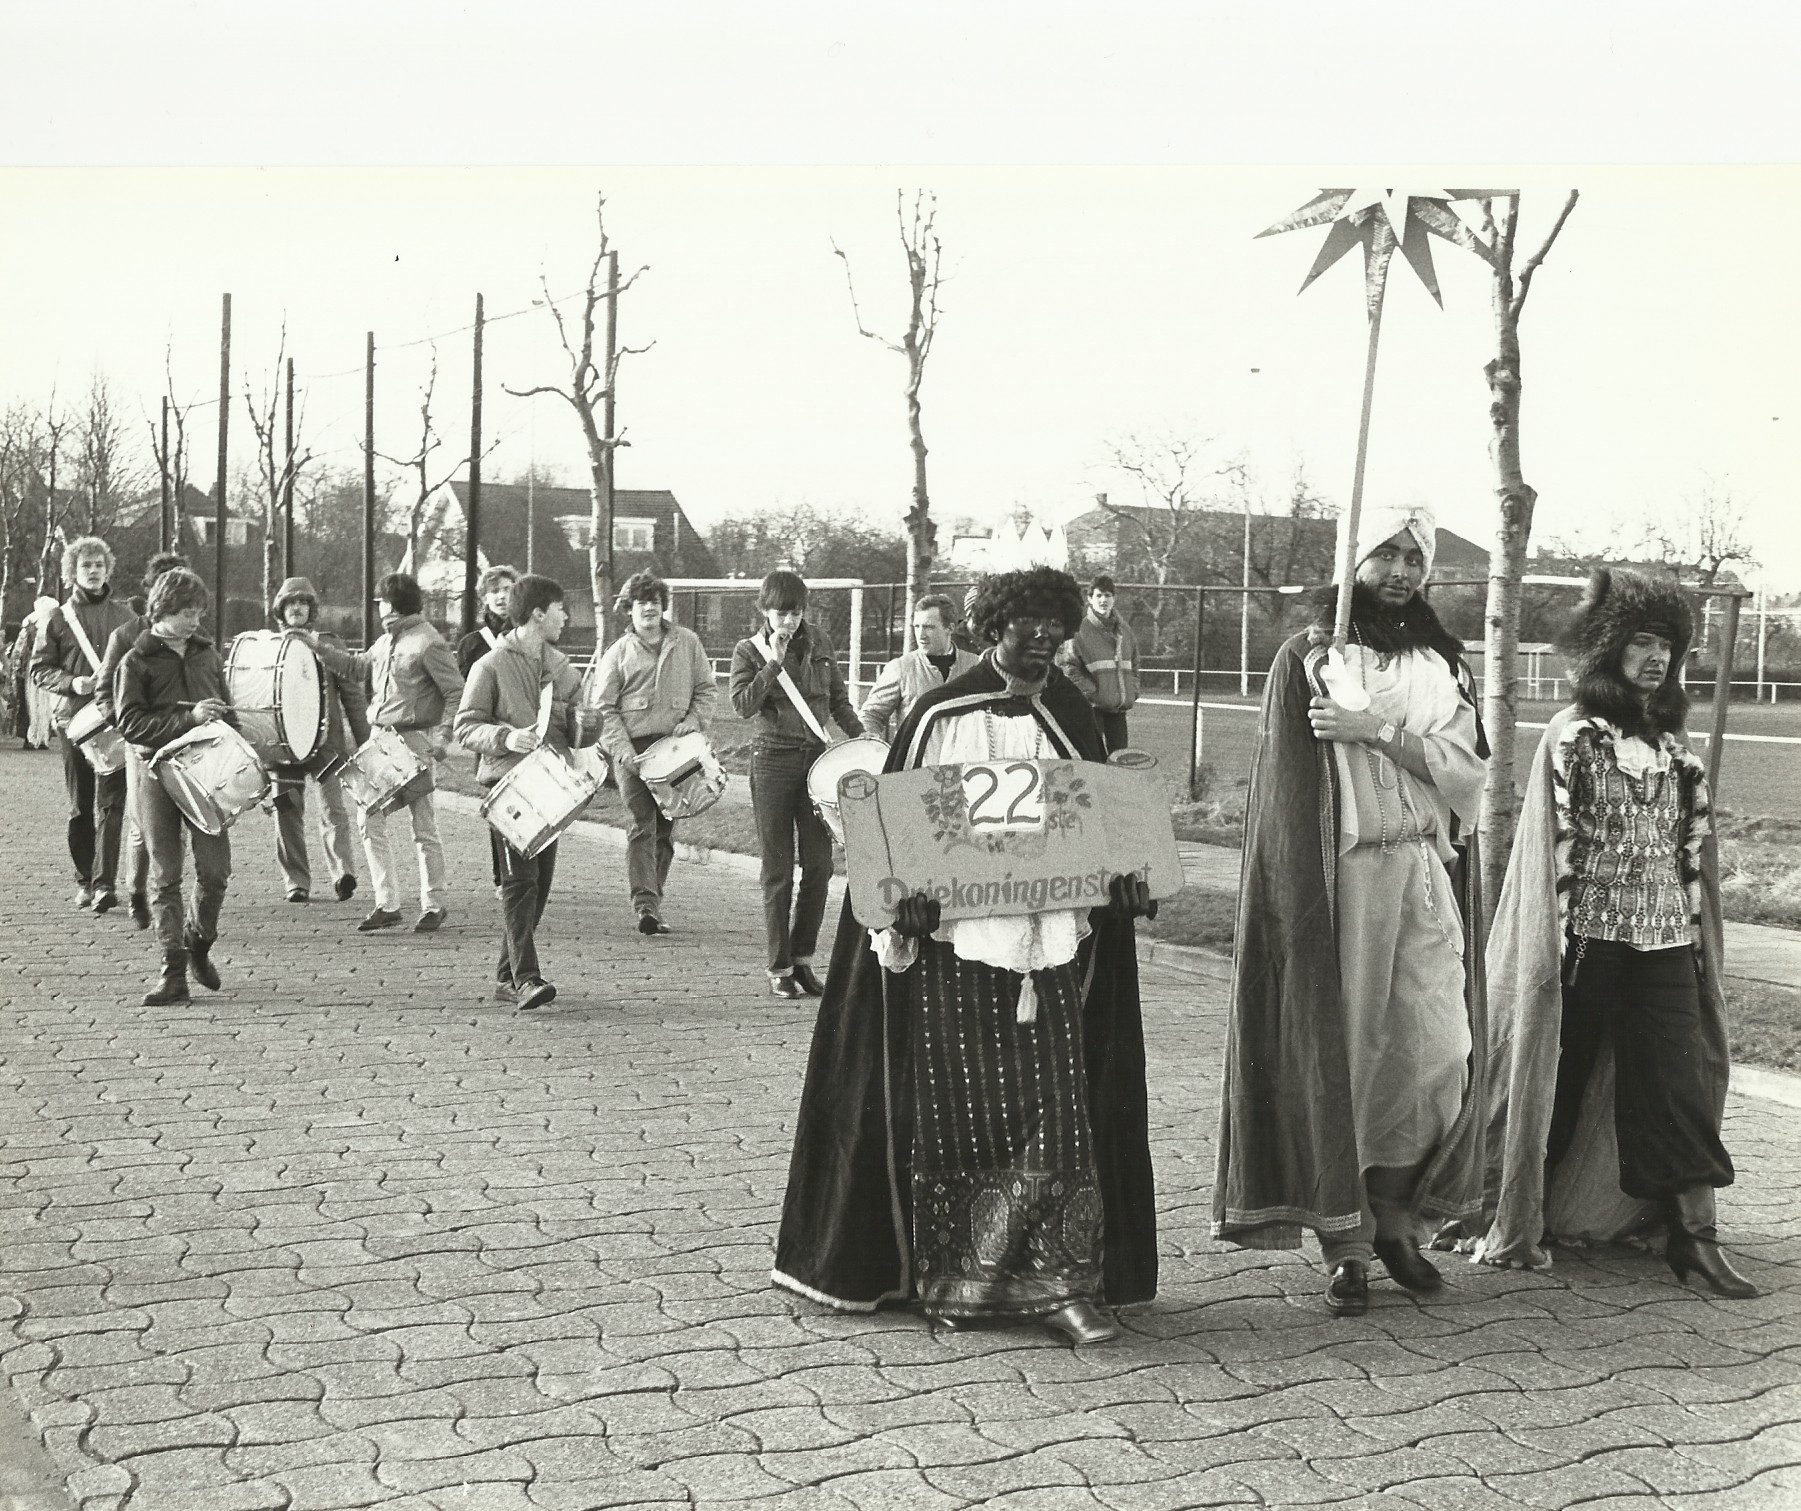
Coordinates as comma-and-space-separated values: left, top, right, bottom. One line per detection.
791, 962, 826, 996
1374, 1237, 1444, 1294
185, 931, 221, 992
1325, 1260, 1368, 1316
333, 874, 357, 901
1042, 1301, 1119, 1345
92, 889, 118, 914
358, 908, 402, 932
769, 975, 805, 999
516, 979, 557, 1013
638, 912, 672, 935
129, 893, 151, 930
414, 908, 448, 933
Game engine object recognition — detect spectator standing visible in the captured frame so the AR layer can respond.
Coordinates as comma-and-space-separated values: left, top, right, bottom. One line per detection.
1057, 574, 1139, 753
857, 593, 979, 742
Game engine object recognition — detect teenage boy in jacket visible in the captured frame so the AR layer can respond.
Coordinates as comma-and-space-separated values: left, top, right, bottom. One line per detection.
592, 570, 720, 935
32, 535, 136, 910
308, 572, 463, 933
1057, 574, 1140, 753
95, 550, 188, 930
454, 574, 600, 1013
114, 568, 237, 1006
457, 564, 521, 677
268, 577, 369, 904
728, 570, 863, 999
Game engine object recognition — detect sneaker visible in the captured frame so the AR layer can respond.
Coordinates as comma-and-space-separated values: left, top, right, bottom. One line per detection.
414, 908, 448, 934
492, 979, 517, 1004
769, 974, 805, 1000
92, 889, 118, 914
287, 889, 310, 904
75, 883, 93, 910
791, 961, 826, 996
637, 911, 672, 936
185, 930, 221, 992
333, 874, 357, 901
129, 893, 151, 930
516, 979, 557, 1012
357, 908, 402, 932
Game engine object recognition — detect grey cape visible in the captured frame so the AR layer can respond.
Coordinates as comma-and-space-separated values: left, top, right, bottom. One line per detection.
1212, 632, 1490, 1248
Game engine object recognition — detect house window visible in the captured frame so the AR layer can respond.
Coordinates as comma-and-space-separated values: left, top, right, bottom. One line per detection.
613, 517, 655, 554
555, 515, 593, 551
192, 517, 250, 546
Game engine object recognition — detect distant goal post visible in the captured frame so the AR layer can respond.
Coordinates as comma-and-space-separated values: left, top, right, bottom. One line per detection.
657, 578, 873, 703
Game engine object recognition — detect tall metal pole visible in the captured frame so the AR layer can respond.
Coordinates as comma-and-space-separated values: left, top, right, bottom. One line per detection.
158, 396, 172, 552
1704, 591, 1742, 801
602, 250, 619, 610
462, 293, 484, 638
363, 332, 376, 646
214, 293, 231, 629
282, 357, 296, 576
1187, 586, 1207, 797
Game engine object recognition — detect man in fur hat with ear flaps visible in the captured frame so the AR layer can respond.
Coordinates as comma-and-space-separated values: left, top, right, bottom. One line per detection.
1213, 501, 1492, 1317
1458, 567, 1755, 1297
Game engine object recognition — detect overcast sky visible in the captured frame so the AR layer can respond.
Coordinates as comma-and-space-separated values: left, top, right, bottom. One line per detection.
4, 5, 1798, 588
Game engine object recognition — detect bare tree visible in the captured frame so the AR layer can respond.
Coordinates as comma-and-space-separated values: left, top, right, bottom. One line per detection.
39, 393, 68, 593
1096, 428, 1247, 652
0, 404, 48, 623
505, 193, 652, 625
378, 346, 502, 572
1638, 475, 1758, 587
149, 345, 195, 548
834, 191, 944, 648
74, 372, 144, 536
243, 331, 314, 612
1477, 189, 1580, 917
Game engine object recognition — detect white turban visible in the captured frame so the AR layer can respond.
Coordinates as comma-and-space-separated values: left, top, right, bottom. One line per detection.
1335, 500, 1438, 585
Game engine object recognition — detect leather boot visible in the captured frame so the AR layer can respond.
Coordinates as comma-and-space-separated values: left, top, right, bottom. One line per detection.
1663, 1186, 1758, 1298
143, 951, 190, 1006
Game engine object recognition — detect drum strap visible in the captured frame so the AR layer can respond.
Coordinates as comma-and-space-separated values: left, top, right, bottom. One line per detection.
61, 605, 105, 676
481, 626, 500, 650
756, 637, 832, 745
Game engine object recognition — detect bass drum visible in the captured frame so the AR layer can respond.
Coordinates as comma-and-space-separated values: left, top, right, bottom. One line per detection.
226, 630, 325, 766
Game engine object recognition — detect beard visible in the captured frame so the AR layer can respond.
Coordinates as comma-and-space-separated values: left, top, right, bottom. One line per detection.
1313, 582, 1463, 665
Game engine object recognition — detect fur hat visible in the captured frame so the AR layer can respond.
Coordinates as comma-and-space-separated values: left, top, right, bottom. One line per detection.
1335, 501, 1438, 584
1557, 567, 1694, 737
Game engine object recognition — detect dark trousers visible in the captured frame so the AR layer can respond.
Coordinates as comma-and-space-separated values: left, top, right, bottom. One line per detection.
133, 751, 231, 955
1095, 710, 1129, 754
750, 744, 833, 976
61, 731, 127, 890
619, 734, 675, 916
495, 833, 557, 986
1549, 938, 1735, 1199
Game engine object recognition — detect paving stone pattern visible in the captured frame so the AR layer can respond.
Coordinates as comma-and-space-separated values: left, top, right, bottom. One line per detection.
1, 745, 1798, 1511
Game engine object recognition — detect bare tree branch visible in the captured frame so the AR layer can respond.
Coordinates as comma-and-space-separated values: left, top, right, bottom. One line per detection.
1513, 188, 1580, 316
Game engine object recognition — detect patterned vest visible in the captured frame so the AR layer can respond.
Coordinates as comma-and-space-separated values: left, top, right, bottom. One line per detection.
1567, 734, 1691, 949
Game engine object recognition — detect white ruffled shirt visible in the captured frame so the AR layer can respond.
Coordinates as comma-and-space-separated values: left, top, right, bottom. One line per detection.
871, 704, 1090, 978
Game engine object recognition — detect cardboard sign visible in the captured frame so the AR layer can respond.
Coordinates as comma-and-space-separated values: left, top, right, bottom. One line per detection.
839, 758, 1185, 928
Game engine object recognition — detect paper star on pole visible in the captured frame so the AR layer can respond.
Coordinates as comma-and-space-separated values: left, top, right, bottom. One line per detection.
1258, 187, 1506, 318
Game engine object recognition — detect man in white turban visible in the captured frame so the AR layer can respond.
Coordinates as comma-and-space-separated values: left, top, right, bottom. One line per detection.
1213, 501, 1492, 1317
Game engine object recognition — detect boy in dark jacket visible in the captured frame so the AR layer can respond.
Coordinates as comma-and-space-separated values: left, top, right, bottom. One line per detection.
115, 569, 237, 1006
32, 535, 136, 909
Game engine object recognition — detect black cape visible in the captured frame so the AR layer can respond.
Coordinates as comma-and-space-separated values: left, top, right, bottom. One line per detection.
772, 656, 1158, 1309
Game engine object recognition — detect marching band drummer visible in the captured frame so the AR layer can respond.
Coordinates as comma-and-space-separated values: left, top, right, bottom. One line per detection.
728, 570, 864, 1000
114, 568, 237, 1007
268, 577, 369, 905
591, 571, 719, 936
306, 572, 463, 935
454, 574, 601, 1013
457, 563, 520, 677
31, 535, 136, 913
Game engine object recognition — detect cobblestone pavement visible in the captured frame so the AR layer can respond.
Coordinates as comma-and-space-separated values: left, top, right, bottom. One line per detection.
1, 744, 1798, 1511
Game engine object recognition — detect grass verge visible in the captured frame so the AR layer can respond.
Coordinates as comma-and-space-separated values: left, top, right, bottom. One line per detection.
1726, 980, 1801, 1074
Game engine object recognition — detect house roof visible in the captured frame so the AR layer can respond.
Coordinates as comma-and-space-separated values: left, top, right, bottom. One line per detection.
441, 481, 720, 582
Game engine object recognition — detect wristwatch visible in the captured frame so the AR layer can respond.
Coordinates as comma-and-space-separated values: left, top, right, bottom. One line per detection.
1376, 720, 1398, 746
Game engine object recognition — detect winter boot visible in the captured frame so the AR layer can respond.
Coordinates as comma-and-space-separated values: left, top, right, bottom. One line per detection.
143, 950, 190, 1006
1663, 1186, 1758, 1298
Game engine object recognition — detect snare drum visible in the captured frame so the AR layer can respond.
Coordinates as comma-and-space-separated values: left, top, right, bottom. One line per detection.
226, 630, 325, 766
151, 722, 271, 836
806, 736, 890, 848
339, 727, 430, 814
637, 731, 726, 821
67, 700, 129, 775
480, 747, 600, 859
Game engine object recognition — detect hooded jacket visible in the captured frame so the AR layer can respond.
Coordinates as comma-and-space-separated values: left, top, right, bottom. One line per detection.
269, 577, 371, 758
314, 613, 462, 741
